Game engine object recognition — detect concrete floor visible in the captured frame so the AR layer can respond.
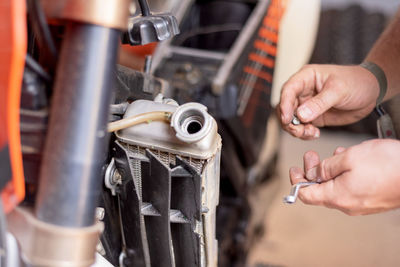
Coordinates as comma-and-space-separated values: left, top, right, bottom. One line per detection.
248, 130, 400, 267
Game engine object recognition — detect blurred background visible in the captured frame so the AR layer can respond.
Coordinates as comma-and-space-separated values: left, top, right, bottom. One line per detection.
249, 1, 400, 267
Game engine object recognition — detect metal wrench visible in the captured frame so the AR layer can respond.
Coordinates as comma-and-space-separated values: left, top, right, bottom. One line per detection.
283, 181, 319, 204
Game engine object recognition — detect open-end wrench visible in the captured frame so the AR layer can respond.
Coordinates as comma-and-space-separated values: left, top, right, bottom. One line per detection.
283, 181, 319, 204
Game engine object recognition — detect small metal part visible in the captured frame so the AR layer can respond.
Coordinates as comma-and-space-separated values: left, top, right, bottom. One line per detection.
105, 158, 122, 196
144, 55, 152, 74
123, 13, 180, 45
95, 207, 105, 221
171, 103, 213, 143
291, 115, 301, 125
283, 181, 318, 204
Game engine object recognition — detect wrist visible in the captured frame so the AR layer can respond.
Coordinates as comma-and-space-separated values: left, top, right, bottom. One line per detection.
359, 62, 387, 105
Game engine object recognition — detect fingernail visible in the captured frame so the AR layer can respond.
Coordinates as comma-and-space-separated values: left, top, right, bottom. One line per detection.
289, 167, 301, 179
298, 106, 312, 120
306, 167, 317, 180
314, 131, 320, 138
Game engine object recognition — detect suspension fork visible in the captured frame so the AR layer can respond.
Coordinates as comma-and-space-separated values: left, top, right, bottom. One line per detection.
8, 0, 130, 266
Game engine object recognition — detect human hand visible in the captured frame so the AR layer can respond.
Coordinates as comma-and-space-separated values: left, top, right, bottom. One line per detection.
289, 139, 400, 215
278, 64, 379, 140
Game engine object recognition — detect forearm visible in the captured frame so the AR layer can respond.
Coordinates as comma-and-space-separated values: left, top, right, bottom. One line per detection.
366, 8, 400, 101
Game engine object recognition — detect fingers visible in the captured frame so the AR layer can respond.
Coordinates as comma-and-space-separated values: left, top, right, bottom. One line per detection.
296, 81, 344, 123
298, 148, 348, 183
277, 105, 320, 139
286, 123, 320, 140
297, 172, 359, 215
297, 179, 336, 207
289, 166, 335, 207
289, 167, 307, 185
303, 151, 320, 181
279, 66, 316, 125
314, 150, 351, 182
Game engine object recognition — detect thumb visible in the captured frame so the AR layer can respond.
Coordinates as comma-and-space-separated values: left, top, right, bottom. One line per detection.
315, 150, 351, 182
297, 83, 343, 122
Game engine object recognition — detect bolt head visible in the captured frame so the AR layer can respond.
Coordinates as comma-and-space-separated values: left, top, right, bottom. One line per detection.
96, 207, 105, 220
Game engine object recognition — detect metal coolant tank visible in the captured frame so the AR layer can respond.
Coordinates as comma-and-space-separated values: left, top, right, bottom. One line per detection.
113, 99, 221, 267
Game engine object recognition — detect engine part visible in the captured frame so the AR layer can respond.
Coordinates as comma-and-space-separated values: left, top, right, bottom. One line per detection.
283, 181, 318, 204
113, 64, 170, 104
121, 0, 179, 45
123, 13, 179, 45
108, 111, 172, 132
152, 1, 289, 266
171, 103, 213, 143
116, 100, 220, 159
104, 158, 121, 196
103, 99, 221, 267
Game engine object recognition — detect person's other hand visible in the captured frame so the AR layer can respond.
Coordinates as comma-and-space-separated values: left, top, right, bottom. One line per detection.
289, 139, 400, 215
278, 64, 379, 140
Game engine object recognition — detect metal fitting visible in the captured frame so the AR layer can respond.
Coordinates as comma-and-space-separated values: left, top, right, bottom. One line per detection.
95, 207, 105, 221
40, 0, 131, 30
7, 207, 103, 267
105, 158, 121, 196
171, 103, 213, 143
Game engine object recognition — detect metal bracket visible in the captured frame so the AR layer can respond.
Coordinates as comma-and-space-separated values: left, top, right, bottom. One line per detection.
123, 13, 179, 45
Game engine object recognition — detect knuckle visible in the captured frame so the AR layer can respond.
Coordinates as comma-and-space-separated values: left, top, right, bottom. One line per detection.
301, 64, 314, 72
326, 77, 344, 91
342, 149, 353, 164
281, 81, 290, 93
334, 146, 345, 154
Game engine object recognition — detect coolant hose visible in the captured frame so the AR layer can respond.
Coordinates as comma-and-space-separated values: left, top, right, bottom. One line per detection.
108, 111, 172, 132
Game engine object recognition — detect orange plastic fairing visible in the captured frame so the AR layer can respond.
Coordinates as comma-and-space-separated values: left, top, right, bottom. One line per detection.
0, 0, 27, 212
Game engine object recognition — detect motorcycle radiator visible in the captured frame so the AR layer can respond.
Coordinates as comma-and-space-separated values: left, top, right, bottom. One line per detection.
105, 99, 221, 267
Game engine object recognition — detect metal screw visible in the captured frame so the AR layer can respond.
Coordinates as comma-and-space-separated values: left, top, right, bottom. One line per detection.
292, 115, 301, 125
96, 207, 105, 221
112, 170, 122, 185
201, 206, 209, 214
